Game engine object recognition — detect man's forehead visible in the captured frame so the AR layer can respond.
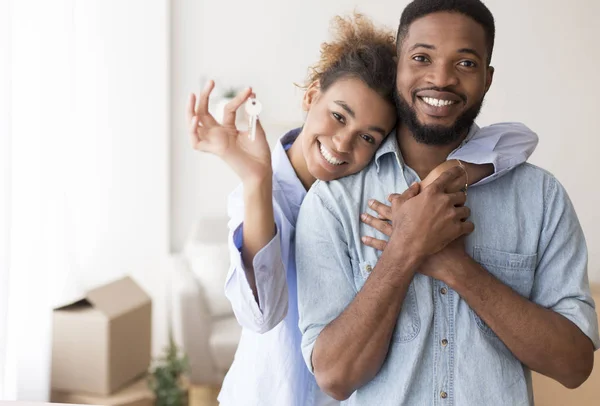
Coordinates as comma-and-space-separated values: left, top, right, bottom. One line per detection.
402, 11, 487, 54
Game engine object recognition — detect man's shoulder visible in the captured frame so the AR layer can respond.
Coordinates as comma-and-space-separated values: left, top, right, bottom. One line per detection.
309, 161, 378, 202
480, 162, 568, 208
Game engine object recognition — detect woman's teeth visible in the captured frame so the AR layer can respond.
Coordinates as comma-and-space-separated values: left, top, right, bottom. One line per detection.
421, 97, 457, 107
319, 143, 345, 165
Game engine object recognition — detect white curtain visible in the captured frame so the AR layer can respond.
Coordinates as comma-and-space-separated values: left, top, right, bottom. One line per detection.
1, 0, 82, 400
0, 0, 12, 399
1, 0, 170, 400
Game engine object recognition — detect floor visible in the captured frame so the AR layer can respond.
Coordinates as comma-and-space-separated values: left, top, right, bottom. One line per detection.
188, 385, 220, 406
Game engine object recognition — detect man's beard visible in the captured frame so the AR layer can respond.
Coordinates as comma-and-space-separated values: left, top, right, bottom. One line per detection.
394, 88, 484, 146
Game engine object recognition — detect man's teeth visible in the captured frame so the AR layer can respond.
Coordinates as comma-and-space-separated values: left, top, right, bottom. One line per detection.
319, 143, 345, 165
422, 97, 457, 107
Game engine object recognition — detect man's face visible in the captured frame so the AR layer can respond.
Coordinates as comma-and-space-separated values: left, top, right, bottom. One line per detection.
395, 12, 494, 145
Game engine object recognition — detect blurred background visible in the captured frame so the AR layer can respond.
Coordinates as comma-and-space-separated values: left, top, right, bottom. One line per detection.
0, 0, 599, 403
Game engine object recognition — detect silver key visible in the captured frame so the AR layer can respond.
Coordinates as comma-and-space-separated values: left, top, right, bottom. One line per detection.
245, 98, 262, 141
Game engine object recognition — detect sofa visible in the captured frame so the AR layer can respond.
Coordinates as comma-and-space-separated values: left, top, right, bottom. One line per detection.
169, 217, 242, 385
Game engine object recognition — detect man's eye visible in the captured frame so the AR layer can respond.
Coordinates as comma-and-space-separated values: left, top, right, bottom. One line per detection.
412, 55, 429, 63
459, 60, 477, 68
361, 134, 375, 144
332, 112, 346, 124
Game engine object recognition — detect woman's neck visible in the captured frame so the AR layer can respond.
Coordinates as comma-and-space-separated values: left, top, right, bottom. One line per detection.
286, 136, 316, 191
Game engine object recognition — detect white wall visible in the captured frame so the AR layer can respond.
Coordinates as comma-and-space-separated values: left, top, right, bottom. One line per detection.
6, 1, 170, 398
171, 0, 600, 280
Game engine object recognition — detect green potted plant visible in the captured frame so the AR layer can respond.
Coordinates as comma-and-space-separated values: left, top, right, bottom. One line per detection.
148, 334, 189, 406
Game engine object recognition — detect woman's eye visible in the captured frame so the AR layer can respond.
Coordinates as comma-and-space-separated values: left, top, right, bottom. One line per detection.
459, 60, 477, 68
361, 134, 375, 144
412, 55, 429, 63
332, 112, 345, 124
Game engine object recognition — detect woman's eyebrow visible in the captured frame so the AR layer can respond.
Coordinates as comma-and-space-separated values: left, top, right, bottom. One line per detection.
334, 100, 355, 118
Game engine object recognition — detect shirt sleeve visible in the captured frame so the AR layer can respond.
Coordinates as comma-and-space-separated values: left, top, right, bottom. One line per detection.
224, 183, 289, 334
448, 122, 539, 186
295, 185, 358, 372
530, 176, 600, 349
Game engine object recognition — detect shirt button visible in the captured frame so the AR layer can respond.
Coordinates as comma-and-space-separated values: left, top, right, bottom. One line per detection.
440, 287, 448, 295
365, 265, 373, 273
441, 391, 448, 399
441, 338, 448, 347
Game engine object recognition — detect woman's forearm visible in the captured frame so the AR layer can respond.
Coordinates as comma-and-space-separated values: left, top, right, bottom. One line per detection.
241, 175, 277, 303
421, 160, 493, 189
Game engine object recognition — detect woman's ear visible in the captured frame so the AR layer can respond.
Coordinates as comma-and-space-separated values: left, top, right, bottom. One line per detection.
302, 81, 321, 112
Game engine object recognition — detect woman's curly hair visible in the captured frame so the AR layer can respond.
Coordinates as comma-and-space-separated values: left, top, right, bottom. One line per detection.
302, 13, 398, 105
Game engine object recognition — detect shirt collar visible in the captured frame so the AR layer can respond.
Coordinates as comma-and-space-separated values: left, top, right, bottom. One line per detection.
271, 127, 307, 202
374, 124, 481, 173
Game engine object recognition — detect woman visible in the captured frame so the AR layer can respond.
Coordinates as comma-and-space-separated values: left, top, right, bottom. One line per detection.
187, 14, 538, 406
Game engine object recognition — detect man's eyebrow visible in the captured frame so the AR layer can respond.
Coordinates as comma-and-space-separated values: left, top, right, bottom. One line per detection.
408, 43, 435, 52
457, 48, 482, 60
334, 100, 355, 118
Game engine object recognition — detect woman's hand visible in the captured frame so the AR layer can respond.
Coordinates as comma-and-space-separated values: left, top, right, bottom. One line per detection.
188, 80, 272, 183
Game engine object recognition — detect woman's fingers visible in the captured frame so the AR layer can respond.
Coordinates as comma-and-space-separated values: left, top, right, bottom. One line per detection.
361, 235, 387, 252
196, 80, 219, 127
187, 93, 197, 122
189, 115, 201, 147
222, 87, 253, 127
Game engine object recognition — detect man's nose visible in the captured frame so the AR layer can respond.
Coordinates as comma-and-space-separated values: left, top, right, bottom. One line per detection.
426, 62, 459, 88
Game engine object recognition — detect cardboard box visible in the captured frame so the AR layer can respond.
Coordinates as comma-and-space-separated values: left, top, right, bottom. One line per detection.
532, 283, 600, 406
51, 375, 154, 406
51, 276, 152, 396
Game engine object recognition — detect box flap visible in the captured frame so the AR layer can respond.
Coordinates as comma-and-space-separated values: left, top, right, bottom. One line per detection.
54, 298, 92, 312
86, 276, 151, 319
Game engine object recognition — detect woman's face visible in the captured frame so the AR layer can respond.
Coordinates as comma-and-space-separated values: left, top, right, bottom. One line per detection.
301, 77, 397, 182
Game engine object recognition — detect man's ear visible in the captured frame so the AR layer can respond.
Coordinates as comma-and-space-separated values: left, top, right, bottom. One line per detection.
485, 66, 495, 93
302, 81, 321, 112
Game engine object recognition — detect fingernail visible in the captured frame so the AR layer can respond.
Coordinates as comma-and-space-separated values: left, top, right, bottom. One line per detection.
204, 81, 211, 90
368, 199, 374, 207
361, 213, 367, 221
361, 236, 368, 243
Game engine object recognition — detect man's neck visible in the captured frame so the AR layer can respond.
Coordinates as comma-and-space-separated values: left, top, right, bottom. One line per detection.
397, 125, 468, 180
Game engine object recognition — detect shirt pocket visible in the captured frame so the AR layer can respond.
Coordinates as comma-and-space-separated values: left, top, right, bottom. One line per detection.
354, 260, 421, 343
471, 246, 537, 338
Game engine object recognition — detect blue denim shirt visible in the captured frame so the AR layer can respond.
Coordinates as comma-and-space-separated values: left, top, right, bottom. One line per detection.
296, 126, 600, 406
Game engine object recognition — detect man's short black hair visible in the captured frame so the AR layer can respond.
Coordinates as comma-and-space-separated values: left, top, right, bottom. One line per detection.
397, 0, 495, 65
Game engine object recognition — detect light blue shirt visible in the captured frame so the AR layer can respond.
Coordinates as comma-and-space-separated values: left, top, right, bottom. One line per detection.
219, 124, 540, 406
295, 125, 600, 406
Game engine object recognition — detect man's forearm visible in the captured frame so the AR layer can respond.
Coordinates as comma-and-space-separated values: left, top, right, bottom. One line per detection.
312, 241, 421, 400
447, 257, 594, 388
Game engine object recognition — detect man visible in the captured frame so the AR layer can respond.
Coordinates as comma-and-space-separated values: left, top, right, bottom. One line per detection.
295, 1, 599, 405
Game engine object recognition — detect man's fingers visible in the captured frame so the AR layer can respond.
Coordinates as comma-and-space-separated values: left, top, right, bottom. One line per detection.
361, 213, 392, 237
448, 191, 467, 207
455, 206, 471, 221
361, 235, 387, 252
222, 87, 253, 127
387, 182, 420, 204
367, 199, 392, 221
460, 220, 475, 235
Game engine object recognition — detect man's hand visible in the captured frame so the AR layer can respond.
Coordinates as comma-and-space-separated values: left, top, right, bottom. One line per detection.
419, 237, 469, 282
361, 166, 473, 260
